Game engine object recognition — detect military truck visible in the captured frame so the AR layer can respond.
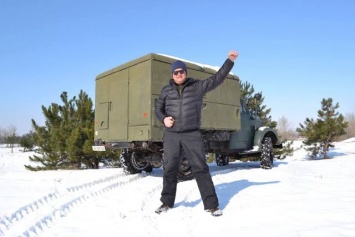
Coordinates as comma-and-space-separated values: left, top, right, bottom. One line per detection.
92, 53, 282, 178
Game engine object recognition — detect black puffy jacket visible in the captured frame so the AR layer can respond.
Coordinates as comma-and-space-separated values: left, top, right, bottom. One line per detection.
155, 58, 234, 132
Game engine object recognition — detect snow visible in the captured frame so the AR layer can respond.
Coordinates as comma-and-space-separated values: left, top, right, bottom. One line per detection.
1, 139, 355, 237
158, 53, 223, 73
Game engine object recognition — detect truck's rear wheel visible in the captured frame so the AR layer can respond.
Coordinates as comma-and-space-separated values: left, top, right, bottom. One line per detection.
177, 157, 194, 182
119, 150, 139, 174
131, 152, 152, 172
260, 136, 273, 169
215, 153, 229, 166
119, 150, 152, 174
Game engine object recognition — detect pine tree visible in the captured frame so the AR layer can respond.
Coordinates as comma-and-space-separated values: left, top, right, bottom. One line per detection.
20, 131, 36, 152
297, 98, 348, 159
240, 81, 277, 128
240, 81, 289, 159
26, 90, 97, 171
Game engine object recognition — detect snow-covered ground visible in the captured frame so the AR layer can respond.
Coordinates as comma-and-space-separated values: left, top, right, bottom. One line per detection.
1, 139, 355, 237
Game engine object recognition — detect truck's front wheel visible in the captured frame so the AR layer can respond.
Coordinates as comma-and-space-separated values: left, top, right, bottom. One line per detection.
260, 136, 273, 169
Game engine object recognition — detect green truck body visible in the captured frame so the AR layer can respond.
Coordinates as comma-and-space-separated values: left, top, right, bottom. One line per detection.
94, 53, 240, 143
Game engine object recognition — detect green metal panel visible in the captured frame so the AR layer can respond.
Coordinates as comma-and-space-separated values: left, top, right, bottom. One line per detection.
151, 59, 171, 96
228, 110, 253, 150
96, 102, 109, 129
128, 125, 150, 141
201, 103, 239, 130
128, 60, 152, 140
94, 75, 110, 140
94, 66, 129, 142
108, 70, 129, 141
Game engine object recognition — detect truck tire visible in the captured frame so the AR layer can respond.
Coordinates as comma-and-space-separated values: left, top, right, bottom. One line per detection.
177, 170, 194, 182
215, 153, 229, 166
177, 158, 194, 182
131, 152, 151, 171
119, 149, 139, 174
120, 150, 153, 174
260, 136, 273, 169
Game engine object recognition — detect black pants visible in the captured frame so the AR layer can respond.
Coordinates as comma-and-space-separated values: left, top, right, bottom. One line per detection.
160, 130, 219, 210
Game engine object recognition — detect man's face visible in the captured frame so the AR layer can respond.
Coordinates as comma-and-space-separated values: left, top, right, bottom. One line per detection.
172, 68, 186, 85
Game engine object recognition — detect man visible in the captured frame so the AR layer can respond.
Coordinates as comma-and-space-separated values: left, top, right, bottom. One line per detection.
155, 50, 238, 216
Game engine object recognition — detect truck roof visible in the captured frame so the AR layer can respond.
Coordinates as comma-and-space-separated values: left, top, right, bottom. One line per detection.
96, 53, 239, 80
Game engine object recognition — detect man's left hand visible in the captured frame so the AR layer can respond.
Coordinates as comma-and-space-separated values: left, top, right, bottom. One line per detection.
228, 50, 238, 62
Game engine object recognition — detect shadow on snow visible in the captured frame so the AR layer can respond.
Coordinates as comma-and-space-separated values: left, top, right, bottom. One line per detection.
174, 179, 280, 210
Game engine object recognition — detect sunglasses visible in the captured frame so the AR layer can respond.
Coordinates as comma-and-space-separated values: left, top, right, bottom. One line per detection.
173, 69, 185, 75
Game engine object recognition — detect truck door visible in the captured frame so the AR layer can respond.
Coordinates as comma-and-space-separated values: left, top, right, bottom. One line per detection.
108, 70, 129, 141
228, 102, 254, 150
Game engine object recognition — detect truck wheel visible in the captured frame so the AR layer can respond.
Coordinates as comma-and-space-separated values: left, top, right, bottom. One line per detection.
177, 170, 194, 182
177, 157, 194, 182
260, 136, 273, 169
216, 153, 229, 166
131, 152, 151, 172
119, 149, 139, 174
144, 165, 153, 173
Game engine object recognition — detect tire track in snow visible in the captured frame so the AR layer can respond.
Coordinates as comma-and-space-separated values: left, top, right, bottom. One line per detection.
1, 172, 126, 234
0, 163, 258, 236
0, 172, 146, 237
1, 173, 123, 233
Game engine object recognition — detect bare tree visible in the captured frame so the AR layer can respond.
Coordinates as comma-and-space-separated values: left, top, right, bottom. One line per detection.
277, 116, 298, 141
3, 125, 18, 153
0, 126, 3, 144
342, 112, 355, 139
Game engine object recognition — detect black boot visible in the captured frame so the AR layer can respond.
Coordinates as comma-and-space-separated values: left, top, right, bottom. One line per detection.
155, 203, 171, 214
206, 207, 223, 217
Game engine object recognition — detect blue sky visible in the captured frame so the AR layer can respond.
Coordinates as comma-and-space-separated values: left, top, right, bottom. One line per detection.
1, 0, 354, 135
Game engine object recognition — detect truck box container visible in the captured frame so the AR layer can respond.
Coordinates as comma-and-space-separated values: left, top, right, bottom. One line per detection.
94, 53, 241, 143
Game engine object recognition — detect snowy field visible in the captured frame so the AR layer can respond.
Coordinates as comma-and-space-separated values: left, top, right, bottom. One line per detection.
1, 138, 355, 237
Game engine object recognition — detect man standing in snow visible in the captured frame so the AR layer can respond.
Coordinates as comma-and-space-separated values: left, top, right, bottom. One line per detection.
154, 50, 238, 216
